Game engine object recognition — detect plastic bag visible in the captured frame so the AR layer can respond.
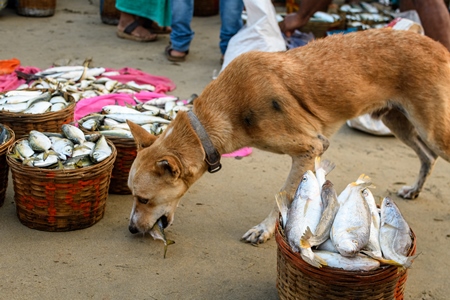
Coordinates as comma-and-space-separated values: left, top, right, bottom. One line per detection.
220, 0, 286, 72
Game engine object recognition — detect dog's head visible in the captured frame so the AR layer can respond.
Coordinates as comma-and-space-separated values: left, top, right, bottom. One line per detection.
126, 117, 206, 235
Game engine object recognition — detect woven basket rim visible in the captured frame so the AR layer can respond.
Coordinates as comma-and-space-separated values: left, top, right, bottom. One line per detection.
6, 136, 117, 175
0, 125, 16, 155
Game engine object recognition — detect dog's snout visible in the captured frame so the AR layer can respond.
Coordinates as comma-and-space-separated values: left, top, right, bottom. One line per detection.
129, 224, 139, 234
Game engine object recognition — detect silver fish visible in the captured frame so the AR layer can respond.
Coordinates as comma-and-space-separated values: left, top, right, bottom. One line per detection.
15, 140, 35, 158
72, 142, 95, 157
361, 188, 382, 258
63, 155, 93, 169
5, 90, 43, 98
102, 105, 142, 115
28, 130, 52, 152
0, 102, 29, 112
4, 94, 39, 104
23, 101, 52, 114
301, 180, 340, 249
33, 152, 59, 168
284, 170, 325, 268
377, 197, 417, 269
317, 238, 338, 253
313, 250, 380, 271
331, 174, 372, 257
51, 138, 74, 160
105, 113, 171, 125
99, 129, 133, 139
149, 218, 175, 259
62, 124, 86, 144
90, 135, 112, 163
50, 102, 67, 112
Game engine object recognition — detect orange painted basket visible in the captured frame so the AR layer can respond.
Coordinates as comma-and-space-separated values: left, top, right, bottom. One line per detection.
275, 220, 416, 300
0, 125, 15, 207
6, 138, 117, 232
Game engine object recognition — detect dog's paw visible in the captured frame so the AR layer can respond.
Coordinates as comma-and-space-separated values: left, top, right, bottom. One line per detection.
397, 185, 420, 199
241, 223, 274, 245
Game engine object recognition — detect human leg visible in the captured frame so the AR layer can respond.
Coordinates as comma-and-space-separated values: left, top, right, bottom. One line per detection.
168, 0, 194, 60
219, 0, 244, 56
117, 11, 157, 42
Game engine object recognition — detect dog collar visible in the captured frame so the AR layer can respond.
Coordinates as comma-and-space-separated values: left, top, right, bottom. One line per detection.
187, 110, 222, 173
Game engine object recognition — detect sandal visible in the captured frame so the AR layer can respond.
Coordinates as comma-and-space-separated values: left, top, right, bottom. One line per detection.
139, 18, 172, 34
165, 44, 189, 62
117, 20, 157, 42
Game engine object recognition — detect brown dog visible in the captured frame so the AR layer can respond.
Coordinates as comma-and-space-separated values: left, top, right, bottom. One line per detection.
127, 28, 450, 244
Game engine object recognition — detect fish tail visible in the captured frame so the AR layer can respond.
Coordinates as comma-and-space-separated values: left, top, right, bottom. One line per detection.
403, 252, 420, 269
275, 191, 289, 228
300, 226, 313, 249
320, 159, 336, 176
352, 174, 372, 187
301, 253, 324, 268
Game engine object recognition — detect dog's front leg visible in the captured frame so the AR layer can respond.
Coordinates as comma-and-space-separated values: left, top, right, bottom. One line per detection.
241, 134, 329, 245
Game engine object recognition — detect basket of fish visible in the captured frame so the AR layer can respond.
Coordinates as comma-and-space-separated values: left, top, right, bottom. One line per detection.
275, 158, 417, 300
0, 124, 15, 207
0, 89, 76, 140
77, 95, 194, 194
6, 125, 117, 232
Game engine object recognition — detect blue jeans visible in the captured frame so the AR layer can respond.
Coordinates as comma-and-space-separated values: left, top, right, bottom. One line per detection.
170, 0, 194, 52
220, 0, 244, 55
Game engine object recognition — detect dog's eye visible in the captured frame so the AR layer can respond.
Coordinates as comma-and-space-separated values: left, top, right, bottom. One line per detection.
137, 197, 149, 204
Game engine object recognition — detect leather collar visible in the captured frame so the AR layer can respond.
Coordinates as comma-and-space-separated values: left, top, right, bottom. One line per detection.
187, 110, 222, 173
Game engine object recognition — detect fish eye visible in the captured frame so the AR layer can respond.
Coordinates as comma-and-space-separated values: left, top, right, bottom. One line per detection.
137, 197, 149, 204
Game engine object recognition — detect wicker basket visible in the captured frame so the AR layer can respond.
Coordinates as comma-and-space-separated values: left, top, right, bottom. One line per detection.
275, 221, 416, 300
0, 92, 75, 140
6, 138, 117, 232
100, 0, 120, 25
0, 125, 15, 207
194, 0, 219, 16
16, 0, 57, 17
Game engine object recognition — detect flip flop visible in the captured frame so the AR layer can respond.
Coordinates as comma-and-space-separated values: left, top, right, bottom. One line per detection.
165, 44, 189, 62
116, 20, 157, 42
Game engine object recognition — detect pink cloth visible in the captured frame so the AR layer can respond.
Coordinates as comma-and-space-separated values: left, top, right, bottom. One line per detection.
103, 67, 176, 93
75, 91, 170, 121
0, 66, 41, 92
222, 147, 252, 158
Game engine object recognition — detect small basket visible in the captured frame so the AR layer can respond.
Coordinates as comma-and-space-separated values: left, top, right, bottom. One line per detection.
100, 0, 120, 25
275, 221, 416, 300
6, 138, 117, 232
194, 0, 219, 16
0, 92, 75, 140
15, 0, 57, 17
0, 125, 15, 207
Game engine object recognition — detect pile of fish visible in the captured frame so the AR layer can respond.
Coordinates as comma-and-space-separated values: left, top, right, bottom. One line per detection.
78, 95, 196, 138
9, 124, 113, 169
0, 124, 12, 145
0, 90, 72, 114
277, 157, 418, 271
15, 63, 157, 103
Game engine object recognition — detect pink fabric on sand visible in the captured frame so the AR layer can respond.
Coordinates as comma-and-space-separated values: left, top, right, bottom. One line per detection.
222, 147, 252, 158
0, 66, 41, 92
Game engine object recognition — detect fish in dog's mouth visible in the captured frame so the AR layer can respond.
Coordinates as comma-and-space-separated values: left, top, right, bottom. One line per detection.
128, 214, 170, 234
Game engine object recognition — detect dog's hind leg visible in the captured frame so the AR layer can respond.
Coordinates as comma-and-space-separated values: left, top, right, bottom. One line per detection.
380, 109, 438, 199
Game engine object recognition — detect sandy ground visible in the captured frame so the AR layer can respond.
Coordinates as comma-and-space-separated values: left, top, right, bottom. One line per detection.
1, 1, 450, 299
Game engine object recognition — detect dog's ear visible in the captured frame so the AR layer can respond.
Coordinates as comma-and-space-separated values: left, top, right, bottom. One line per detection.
127, 120, 157, 150
156, 156, 181, 180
